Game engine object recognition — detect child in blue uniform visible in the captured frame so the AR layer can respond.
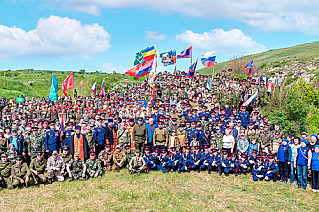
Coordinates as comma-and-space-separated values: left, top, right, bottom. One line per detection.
238, 153, 250, 175
252, 156, 266, 181
264, 154, 279, 182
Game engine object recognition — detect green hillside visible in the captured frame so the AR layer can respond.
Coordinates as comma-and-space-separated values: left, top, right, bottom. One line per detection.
0, 70, 137, 99
199, 41, 319, 75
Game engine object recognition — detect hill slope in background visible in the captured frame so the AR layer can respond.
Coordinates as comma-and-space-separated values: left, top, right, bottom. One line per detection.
0, 70, 136, 99
199, 41, 319, 75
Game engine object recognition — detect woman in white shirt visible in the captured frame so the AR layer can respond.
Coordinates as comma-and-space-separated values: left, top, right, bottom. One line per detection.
222, 129, 235, 157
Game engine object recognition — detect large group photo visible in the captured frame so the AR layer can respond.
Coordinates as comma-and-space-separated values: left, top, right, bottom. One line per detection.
1, 0, 319, 211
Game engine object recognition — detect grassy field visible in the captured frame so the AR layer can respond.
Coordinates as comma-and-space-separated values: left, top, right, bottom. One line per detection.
0, 70, 136, 99
1, 171, 318, 211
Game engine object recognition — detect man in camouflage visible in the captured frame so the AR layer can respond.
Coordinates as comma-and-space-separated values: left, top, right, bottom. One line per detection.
129, 150, 146, 175
98, 144, 113, 171
112, 145, 126, 171
29, 151, 47, 187
67, 153, 86, 181
0, 153, 13, 189
11, 155, 31, 188
28, 127, 45, 159
86, 151, 102, 178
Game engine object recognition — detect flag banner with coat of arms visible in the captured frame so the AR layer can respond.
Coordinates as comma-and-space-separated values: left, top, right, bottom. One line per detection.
159, 50, 176, 66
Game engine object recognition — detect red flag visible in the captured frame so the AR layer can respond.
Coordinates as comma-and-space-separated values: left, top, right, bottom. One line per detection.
62, 72, 74, 97
125, 66, 138, 76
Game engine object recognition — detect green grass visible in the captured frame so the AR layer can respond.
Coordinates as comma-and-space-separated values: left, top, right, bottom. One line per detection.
1, 171, 318, 211
0, 70, 138, 99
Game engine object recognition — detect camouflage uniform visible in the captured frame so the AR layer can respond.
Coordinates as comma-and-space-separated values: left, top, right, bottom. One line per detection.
85, 158, 102, 178
68, 158, 86, 180
98, 150, 113, 170
86, 131, 95, 152
129, 155, 146, 173
0, 159, 14, 189
11, 162, 31, 187
117, 128, 131, 149
29, 158, 47, 184
28, 135, 45, 159
112, 150, 127, 170
125, 150, 136, 168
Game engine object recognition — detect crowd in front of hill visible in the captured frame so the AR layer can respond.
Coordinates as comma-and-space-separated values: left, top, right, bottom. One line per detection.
0, 69, 318, 193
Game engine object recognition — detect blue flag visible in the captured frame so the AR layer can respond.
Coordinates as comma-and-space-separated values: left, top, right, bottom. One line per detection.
185, 60, 198, 78
49, 74, 59, 102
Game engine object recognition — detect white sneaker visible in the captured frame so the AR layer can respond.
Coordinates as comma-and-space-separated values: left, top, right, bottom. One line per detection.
313, 189, 316, 192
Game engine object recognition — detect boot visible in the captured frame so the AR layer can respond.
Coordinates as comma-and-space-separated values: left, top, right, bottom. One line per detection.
49, 179, 52, 184
117, 167, 120, 173
35, 184, 40, 187
208, 170, 211, 174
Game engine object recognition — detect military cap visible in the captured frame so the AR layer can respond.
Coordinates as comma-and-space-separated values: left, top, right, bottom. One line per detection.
211, 148, 218, 153
137, 117, 143, 121
222, 150, 228, 155
144, 146, 150, 150
74, 153, 80, 157
135, 149, 141, 153
63, 146, 70, 151
1, 153, 8, 157
252, 149, 258, 154
241, 153, 247, 158
257, 156, 263, 161
89, 151, 96, 156
231, 153, 237, 157
75, 126, 81, 130
32, 126, 38, 131
108, 119, 113, 123
52, 150, 58, 155
116, 145, 121, 149
170, 147, 177, 151
124, 145, 131, 149
105, 143, 111, 148
16, 155, 24, 161
184, 145, 191, 150
160, 149, 167, 153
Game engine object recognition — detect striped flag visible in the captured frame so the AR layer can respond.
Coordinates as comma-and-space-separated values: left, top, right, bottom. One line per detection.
99, 80, 105, 97
242, 90, 258, 107
91, 82, 97, 93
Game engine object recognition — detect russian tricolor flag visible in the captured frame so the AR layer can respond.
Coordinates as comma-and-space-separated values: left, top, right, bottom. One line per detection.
242, 90, 258, 107
201, 51, 216, 67
91, 82, 97, 93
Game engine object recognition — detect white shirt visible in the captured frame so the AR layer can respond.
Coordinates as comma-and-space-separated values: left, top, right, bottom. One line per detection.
223, 135, 235, 149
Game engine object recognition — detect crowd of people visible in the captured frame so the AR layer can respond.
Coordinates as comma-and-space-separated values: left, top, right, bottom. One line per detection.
0, 69, 318, 193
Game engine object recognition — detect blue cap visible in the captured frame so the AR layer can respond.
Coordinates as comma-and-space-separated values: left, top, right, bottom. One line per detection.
311, 134, 318, 140
75, 126, 81, 130
108, 119, 113, 123
314, 145, 319, 148
282, 139, 289, 143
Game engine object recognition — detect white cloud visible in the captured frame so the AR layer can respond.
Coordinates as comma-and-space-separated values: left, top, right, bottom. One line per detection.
98, 63, 126, 73
57, 0, 319, 34
176, 29, 266, 55
145, 31, 167, 41
0, 15, 111, 59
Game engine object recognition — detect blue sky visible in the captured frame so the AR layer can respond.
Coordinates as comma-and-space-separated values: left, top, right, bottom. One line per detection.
0, 0, 318, 73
